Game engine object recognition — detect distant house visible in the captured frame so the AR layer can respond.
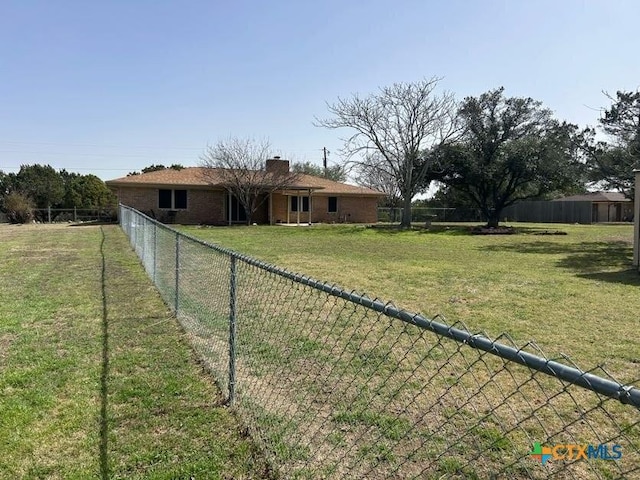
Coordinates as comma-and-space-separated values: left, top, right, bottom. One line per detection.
552, 192, 633, 223
502, 191, 633, 224
106, 158, 384, 225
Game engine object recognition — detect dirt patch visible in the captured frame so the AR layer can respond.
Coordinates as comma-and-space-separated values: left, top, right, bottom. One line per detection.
532, 230, 568, 235
0, 333, 16, 365
470, 225, 516, 235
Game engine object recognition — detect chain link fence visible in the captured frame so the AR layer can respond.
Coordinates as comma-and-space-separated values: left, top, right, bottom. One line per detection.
120, 204, 639, 479
378, 207, 482, 224
34, 207, 118, 223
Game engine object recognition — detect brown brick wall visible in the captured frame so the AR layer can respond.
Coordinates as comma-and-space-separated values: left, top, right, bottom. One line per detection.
116, 187, 226, 224
271, 193, 289, 224
325, 195, 379, 223
265, 159, 290, 175
270, 193, 379, 224
115, 187, 380, 225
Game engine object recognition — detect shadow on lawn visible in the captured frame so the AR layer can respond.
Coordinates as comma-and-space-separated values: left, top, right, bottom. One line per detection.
99, 226, 110, 480
367, 224, 471, 235
483, 240, 640, 286
368, 224, 562, 236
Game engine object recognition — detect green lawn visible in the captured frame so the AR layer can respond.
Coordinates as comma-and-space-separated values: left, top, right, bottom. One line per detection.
180, 222, 640, 383
4, 221, 635, 479
0, 224, 268, 479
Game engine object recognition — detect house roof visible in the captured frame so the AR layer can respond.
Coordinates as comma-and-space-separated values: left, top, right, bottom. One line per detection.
105, 167, 385, 196
552, 191, 630, 202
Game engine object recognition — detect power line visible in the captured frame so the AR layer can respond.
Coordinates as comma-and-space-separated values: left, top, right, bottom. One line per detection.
0, 150, 198, 159
0, 166, 151, 171
0, 140, 203, 151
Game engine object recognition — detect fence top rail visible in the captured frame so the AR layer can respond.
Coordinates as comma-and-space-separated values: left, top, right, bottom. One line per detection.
119, 204, 640, 409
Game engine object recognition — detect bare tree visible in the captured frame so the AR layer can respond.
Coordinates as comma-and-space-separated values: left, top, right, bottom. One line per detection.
200, 137, 299, 225
316, 77, 459, 228
353, 156, 403, 221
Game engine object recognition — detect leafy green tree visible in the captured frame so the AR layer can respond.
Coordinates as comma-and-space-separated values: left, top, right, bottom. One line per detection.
15, 164, 65, 208
0, 170, 16, 197
441, 88, 585, 227
127, 164, 185, 176
585, 90, 640, 201
63, 174, 116, 209
142, 164, 184, 173
0, 171, 13, 212
291, 161, 347, 182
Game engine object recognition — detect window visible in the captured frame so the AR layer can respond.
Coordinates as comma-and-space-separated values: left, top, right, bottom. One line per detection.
328, 196, 338, 213
158, 189, 188, 209
158, 189, 172, 209
291, 195, 310, 212
174, 189, 187, 209
229, 195, 247, 222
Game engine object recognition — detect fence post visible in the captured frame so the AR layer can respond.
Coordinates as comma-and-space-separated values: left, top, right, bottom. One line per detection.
47, 205, 51, 223
228, 255, 237, 406
141, 218, 146, 264
153, 223, 157, 284
174, 231, 180, 315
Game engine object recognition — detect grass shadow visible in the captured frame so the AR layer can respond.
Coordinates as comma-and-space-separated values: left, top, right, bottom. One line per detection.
367, 224, 472, 236
368, 223, 569, 236
69, 220, 118, 227
99, 226, 110, 480
483, 241, 640, 285
576, 269, 640, 285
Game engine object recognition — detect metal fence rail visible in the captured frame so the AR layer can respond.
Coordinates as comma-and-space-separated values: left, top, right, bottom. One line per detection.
119, 204, 640, 479
33, 207, 117, 223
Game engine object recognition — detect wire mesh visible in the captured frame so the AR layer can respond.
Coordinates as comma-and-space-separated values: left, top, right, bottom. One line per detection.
120, 205, 640, 479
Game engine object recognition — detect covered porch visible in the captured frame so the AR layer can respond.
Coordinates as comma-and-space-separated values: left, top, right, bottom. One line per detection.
224, 187, 324, 225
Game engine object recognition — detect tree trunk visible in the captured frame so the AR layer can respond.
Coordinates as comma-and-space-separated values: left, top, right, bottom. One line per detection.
487, 211, 500, 228
400, 195, 412, 228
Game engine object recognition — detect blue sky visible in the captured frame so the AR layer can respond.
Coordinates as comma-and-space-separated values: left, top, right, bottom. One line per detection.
1, 0, 639, 180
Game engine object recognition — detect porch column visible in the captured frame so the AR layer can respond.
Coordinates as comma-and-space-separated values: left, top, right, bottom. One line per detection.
296, 194, 301, 225
633, 170, 639, 267
228, 190, 232, 226
287, 195, 290, 224
308, 188, 312, 225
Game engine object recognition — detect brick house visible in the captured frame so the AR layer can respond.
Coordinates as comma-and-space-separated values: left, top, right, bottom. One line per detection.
106, 158, 385, 225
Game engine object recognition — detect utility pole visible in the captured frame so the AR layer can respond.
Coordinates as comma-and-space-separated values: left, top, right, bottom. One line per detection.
323, 147, 328, 177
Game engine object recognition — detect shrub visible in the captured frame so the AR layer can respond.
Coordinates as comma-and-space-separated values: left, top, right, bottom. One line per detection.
4, 192, 35, 223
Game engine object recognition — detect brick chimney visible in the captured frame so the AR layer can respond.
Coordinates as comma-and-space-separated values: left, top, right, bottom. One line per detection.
265, 156, 290, 174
